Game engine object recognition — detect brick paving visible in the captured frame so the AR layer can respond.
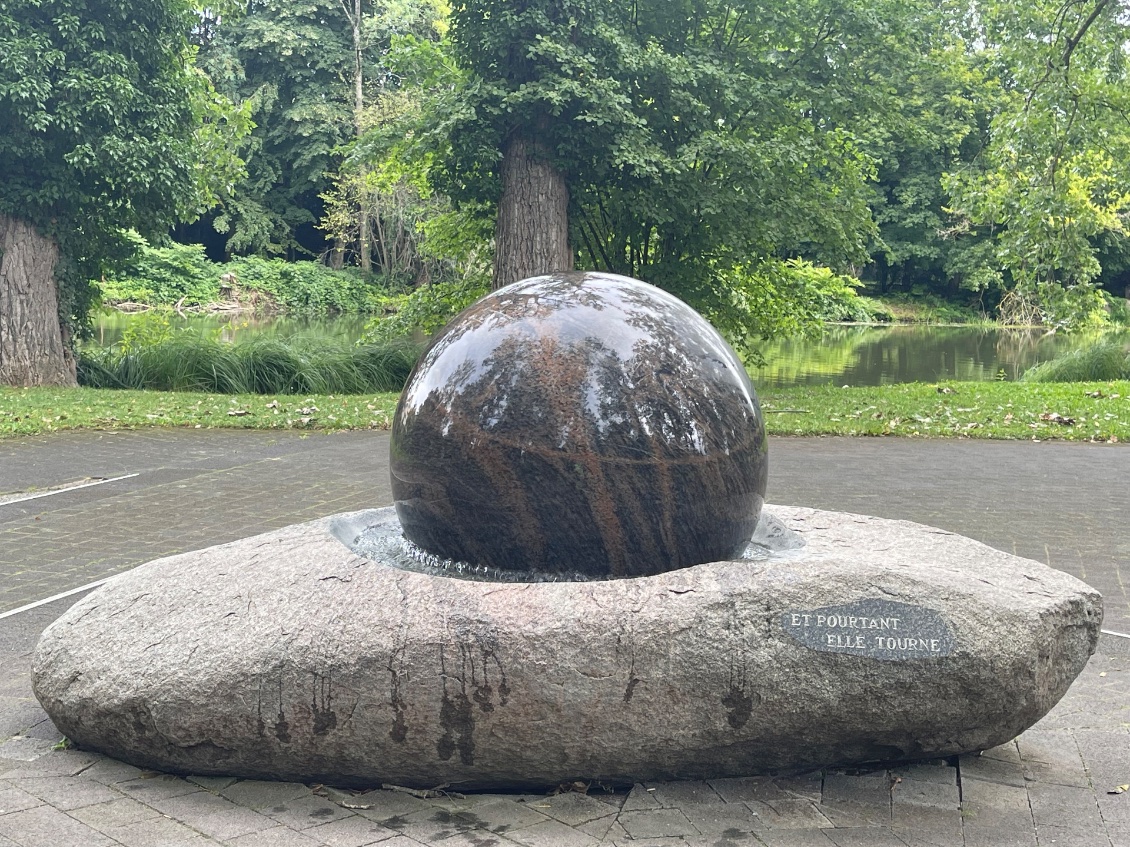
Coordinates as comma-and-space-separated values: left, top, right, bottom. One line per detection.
0, 430, 1127, 846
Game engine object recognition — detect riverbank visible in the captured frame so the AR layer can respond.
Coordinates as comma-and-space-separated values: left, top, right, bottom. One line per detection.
3, 381, 1126, 442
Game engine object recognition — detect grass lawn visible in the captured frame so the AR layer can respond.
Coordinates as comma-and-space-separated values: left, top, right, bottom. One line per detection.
1, 380, 1127, 442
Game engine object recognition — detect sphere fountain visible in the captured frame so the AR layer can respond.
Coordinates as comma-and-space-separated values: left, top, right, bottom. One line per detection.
32, 273, 1101, 790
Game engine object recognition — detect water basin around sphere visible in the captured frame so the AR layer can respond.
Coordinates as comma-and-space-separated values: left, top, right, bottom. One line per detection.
338, 507, 806, 583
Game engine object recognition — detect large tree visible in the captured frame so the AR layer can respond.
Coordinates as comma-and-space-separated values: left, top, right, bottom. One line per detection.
0, 0, 241, 386
441, 0, 933, 295
943, 0, 1130, 325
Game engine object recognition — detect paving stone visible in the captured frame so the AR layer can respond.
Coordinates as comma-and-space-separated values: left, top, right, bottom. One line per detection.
890, 761, 957, 786
348, 789, 434, 822
1097, 793, 1130, 827
959, 753, 1029, 788
116, 773, 201, 801
751, 799, 833, 829
431, 832, 525, 847
455, 798, 551, 834
644, 781, 725, 807
188, 775, 238, 792
890, 776, 958, 810
575, 814, 617, 840
1035, 824, 1116, 847
79, 757, 146, 785
980, 741, 1022, 766
750, 830, 836, 847
1075, 730, 1130, 787
149, 789, 278, 840
107, 814, 226, 846
683, 834, 763, 847
822, 771, 892, 804
379, 808, 480, 843
598, 820, 631, 843
611, 838, 690, 847
266, 794, 358, 831
225, 825, 324, 847
10, 775, 121, 810
219, 780, 312, 810
302, 814, 399, 847
678, 802, 762, 835
889, 803, 962, 844
616, 808, 699, 839
0, 783, 42, 816
621, 784, 662, 811
815, 800, 892, 828
69, 797, 164, 832
824, 828, 910, 847
0, 804, 116, 847
0, 736, 56, 763
502, 818, 599, 847
1026, 782, 1105, 833
522, 793, 612, 826
960, 825, 1037, 847
959, 776, 1032, 814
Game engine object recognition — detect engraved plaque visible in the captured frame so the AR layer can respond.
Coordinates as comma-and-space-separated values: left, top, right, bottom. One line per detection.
781, 599, 955, 660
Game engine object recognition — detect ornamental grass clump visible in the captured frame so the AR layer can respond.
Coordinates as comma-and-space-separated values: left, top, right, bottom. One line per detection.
78, 336, 420, 394
1021, 338, 1130, 383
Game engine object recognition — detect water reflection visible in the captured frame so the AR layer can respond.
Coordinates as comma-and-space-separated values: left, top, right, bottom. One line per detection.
748, 325, 1099, 388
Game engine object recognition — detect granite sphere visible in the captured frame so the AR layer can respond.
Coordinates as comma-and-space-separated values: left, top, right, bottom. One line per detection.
390, 272, 768, 578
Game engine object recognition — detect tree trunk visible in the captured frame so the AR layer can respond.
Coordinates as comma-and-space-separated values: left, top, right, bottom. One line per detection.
0, 214, 77, 387
493, 136, 573, 289
350, 0, 371, 273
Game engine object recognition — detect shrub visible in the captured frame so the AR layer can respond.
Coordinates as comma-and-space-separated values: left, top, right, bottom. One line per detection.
96, 239, 393, 315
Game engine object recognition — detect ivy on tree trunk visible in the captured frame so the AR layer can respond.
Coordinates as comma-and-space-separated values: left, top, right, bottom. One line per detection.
493, 137, 573, 289
0, 214, 76, 387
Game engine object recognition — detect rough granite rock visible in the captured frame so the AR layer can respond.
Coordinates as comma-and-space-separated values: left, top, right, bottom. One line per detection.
33, 506, 1101, 790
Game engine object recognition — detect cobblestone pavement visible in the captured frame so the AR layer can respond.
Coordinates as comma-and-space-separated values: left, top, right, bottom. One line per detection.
0, 430, 1127, 846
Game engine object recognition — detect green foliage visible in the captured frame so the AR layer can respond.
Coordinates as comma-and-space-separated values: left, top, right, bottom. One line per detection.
100, 241, 219, 307
942, 0, 1130, 325
696, 260, 869, 363
78, 335, 419, 394
0, 0, 247, 333
1020, 338, 1130, 383
433, 0, 934, 318
363, 271, 489, 341
98, 240, 391, 315
225, 256, 388, 314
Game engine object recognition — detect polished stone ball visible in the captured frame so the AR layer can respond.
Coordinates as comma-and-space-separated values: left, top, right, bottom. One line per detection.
390, 272, 768, 579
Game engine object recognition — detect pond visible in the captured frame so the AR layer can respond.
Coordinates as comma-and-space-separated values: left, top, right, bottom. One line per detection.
90, 311, 1095, 388
746, 325, 1096, 388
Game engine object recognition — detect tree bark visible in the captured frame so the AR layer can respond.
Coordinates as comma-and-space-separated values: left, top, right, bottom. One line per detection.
493, 136, 573, 289
0, 214, 77, 387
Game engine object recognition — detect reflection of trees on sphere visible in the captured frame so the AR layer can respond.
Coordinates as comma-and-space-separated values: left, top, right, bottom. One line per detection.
391, 272, 768, 578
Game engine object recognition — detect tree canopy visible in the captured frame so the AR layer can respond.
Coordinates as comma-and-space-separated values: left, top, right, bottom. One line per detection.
0, 0, 247, 384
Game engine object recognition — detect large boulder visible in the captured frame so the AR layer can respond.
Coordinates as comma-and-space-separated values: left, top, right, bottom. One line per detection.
33, 506, 1100, 790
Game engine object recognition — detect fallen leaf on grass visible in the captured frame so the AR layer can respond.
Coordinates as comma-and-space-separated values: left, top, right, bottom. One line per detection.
1039, 412, 1076, 426
1086, 390, 1106, 398
227, 409, 250, 417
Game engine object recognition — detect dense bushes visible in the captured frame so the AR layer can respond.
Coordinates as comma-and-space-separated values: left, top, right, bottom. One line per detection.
98, 241, 393, 315
1021, 337, 1130, 382
78, 336, 420, 394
